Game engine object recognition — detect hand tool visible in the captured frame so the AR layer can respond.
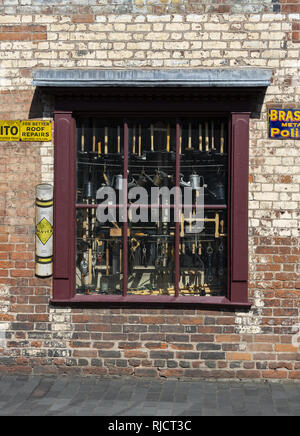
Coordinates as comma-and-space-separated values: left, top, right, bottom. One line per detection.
92, 120, 96, 153
97, 141, 102, 157
180, 212, 185, 237
81, 122, 85, 153
106, 242, 109, 276
142, 245, 147, 267
207, 242, 214, 283
138, 124, 142, 156
132, 125, 136, 154
150, 124, 154, 151
187, 122, 193, 150
80, 258, 89, 286
88, 247, 92, 285
211, 120, 215, 150
166, 124, 170, 152
205, 122, 209, 152
220, 122, 224, 154
117, 125, 121, 154
217, 240, 225, 287
199, 123, 203, 151
104, 127, 108, 155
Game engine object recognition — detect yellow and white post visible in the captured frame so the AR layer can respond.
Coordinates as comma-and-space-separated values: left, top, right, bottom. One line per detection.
35, 184, 53, 277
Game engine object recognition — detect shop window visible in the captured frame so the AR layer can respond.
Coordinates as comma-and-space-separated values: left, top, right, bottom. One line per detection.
52, 102, 250, 307
75, 117, 228, 298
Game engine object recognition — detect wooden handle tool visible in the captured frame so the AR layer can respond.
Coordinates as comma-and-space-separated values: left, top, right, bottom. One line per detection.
166, 124, 170, 152
138, 124, 142, 156
92, 121, 96, 153
104, 127, 108, 155
220, 122, 224, 154
150, 124, 154, 151
81, 123, 85, 153
132, 125, 136, 154
117, 125, 121, 154
205, 122, 209, 152
199, 123, 202, 151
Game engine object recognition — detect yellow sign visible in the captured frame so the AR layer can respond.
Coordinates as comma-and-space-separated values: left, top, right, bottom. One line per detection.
0, 120, 52, 142
20, 120, 52, 142
36, 217, 53, 246
0, 120, 20, 141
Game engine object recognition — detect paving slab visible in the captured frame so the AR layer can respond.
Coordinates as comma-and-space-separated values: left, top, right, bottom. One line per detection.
0, 374, 300, 416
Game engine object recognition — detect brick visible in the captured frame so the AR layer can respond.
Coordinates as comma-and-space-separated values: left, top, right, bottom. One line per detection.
274, 344, 298, 353
201, 352, 225, 360
227, 352, 252, 361
71, 15, 95, 24
149, 351, 174, 360
262, 370, 288, 379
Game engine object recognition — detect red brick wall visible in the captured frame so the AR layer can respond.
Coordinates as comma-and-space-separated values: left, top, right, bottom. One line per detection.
0, 6, 299, 380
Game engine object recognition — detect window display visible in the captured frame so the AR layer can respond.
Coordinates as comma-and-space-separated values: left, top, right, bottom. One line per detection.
75, 117, 228, 298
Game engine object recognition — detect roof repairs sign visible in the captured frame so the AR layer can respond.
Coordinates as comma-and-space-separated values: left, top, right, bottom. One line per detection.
269, 109, 300, 140
20, 121, 51, 141
0, 120, 52, 142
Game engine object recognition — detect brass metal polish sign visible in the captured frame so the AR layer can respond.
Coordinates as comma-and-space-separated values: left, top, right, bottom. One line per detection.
269, 109, 300, 140
0, 120, 52, 142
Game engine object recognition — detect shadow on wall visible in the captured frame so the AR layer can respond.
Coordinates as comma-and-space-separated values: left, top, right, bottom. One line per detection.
29, 88, 53, 119
29, 85, 267, 121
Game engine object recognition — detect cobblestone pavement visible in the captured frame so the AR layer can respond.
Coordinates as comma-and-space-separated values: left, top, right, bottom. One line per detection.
0, 374, 300, 416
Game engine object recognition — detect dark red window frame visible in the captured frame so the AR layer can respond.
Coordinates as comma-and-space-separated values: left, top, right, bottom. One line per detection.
51, 89, 251, 308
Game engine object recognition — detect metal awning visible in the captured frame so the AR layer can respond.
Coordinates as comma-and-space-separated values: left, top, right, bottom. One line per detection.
32, 68, 272, 88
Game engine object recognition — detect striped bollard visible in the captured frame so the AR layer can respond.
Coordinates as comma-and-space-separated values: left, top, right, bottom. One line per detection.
35, 184, 53, 277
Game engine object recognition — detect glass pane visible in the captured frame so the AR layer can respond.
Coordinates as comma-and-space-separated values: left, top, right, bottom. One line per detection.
126, 120, 177, 296
179, 118, 228, 297
76, 118, 124, 204
179, 209, 227, 296
180, 119, 228, 206
127, 218, 176, 296
76, 209, 124, 295
76, 118, 124, 295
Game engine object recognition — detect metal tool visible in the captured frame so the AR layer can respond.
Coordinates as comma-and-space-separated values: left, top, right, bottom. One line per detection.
142, 245, 147, 267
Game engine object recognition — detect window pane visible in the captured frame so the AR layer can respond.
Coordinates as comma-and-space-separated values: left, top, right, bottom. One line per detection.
76, 209, 124, 295
127, 120, 177, 296
76, 118, 124, 204
179, 209, 227, 296
76, 118, 124, 295
179, 118, 228, 297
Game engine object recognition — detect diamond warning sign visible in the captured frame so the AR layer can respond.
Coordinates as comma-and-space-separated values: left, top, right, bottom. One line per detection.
20, 120, 51, 142
36, 217, 53, 245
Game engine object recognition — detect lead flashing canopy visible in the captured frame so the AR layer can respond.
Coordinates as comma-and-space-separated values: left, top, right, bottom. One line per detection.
32, 68, 272, 88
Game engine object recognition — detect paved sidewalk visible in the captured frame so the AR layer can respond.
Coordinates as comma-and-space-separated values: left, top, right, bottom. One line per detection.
0, 374, 300, 416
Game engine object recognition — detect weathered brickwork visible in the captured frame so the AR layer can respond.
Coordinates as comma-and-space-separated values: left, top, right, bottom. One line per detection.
0, 1, 300, 380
